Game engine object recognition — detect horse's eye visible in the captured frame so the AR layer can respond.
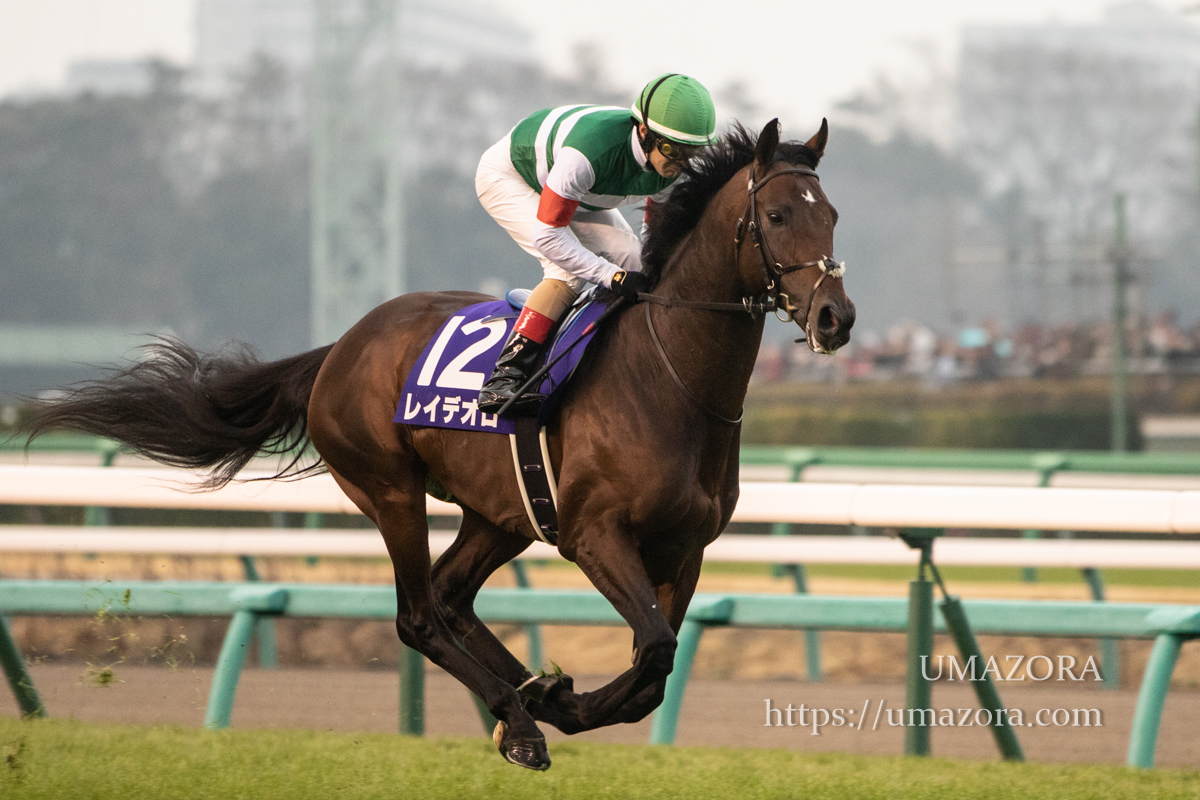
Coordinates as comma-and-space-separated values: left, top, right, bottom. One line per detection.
767, 212, 784, 225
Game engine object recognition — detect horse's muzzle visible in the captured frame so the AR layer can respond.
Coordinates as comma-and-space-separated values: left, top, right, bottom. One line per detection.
806, 301, 856, 354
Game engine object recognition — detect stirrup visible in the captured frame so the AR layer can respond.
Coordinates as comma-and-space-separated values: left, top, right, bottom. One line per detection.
478, 388, 544, 416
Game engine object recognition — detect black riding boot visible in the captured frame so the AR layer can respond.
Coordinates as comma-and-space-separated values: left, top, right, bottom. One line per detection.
478, 333, 548, 416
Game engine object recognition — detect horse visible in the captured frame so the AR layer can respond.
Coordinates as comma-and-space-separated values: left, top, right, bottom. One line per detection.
21, 118, 855, 770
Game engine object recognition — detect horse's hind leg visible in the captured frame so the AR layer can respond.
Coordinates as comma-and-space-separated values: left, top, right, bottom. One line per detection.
372, 480, 551, 770
430, 507, 535, 684
430, 508, 586, 734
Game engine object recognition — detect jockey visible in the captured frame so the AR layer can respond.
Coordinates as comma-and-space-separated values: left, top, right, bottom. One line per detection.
475, 73, 719, 414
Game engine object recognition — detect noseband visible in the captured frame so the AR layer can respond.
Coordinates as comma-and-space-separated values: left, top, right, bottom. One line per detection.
734, 164, 846, 327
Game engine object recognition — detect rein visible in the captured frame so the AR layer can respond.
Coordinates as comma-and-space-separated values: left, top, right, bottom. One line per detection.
635, 291, 776, 317
643, 302, 743, 425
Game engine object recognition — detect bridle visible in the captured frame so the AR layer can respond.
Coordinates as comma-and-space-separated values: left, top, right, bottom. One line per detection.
733, 163, 846, 333
638, 161, 846, 330
636, 159, 847, 424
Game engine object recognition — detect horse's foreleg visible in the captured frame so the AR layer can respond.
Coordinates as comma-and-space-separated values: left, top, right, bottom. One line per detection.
594, 547, 705, 725
562, 524, 681, 730
376, 492, 550, 770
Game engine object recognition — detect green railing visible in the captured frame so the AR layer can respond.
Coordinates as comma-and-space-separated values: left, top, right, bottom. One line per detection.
11, 435, 1200, 474
0, 579, 1196, 768
741, 445, 1200, 687
0, 432, 123, 459
6, 437, 1200, 735
7, 437, 1200, 688
739, 446, 1200, 476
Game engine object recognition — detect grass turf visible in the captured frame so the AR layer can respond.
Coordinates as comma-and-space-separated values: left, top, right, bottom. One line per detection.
1, 718, 1198, 799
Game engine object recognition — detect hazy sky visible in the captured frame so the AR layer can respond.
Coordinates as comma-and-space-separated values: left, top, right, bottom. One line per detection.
1, 0, 1193, 130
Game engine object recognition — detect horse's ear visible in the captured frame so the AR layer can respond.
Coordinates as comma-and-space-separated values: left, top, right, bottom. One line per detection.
755, 118, 781, 166
805, 118, 829, 162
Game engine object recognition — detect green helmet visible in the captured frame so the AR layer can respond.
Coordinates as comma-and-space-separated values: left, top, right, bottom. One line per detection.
631, 74, 718, 146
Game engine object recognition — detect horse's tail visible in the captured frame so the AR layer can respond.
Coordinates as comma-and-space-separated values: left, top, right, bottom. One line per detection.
20, 337, 334, 489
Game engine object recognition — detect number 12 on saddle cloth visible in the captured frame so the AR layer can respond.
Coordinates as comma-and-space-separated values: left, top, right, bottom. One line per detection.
393, 297, 607, 434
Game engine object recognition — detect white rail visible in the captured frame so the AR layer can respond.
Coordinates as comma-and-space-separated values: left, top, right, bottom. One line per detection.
732, 482, 1200, 533
1, 527, 1199, 569
0, 465, 450, 515
4, 464, 1200, 533
2, 465, 1200, 570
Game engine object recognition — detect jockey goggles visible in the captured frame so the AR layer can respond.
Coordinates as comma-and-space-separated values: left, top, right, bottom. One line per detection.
656, 137, 701, 164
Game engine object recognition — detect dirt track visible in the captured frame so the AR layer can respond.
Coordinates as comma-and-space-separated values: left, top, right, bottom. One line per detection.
6, 664, 1200, 770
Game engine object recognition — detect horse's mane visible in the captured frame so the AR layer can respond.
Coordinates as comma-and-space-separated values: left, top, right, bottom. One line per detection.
641, 123, 822, 283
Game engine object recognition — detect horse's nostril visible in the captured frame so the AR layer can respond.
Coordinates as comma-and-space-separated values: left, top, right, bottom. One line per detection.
817, 305, 838, 335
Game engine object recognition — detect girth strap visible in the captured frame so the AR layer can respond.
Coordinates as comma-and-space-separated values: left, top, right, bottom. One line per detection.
509, 417, 559, 545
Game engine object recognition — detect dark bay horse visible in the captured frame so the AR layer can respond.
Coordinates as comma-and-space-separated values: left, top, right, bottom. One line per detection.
23, 119, 854, 769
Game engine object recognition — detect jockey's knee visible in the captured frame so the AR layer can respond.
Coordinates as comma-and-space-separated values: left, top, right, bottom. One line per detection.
538, 261, 587, 295
527, 278, 579, 320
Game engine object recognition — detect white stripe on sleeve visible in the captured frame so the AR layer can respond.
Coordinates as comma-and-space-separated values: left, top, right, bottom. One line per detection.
543, 147, 596, 203
534, 105, 586, 187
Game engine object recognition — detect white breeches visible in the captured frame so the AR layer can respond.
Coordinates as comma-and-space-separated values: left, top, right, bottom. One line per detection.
475, 134, 643, 293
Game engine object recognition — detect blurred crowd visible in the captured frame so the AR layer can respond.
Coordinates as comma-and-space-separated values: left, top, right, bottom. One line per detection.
754, 313, 1200, 384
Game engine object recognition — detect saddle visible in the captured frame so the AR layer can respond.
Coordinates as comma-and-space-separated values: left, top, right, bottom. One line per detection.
395, 290, 606, 545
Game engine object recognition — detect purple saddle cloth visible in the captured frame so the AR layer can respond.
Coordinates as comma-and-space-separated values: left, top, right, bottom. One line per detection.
393, 295, 607, 434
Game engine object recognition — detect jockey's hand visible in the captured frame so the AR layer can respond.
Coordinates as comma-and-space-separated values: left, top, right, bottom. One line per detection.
610, 270, 651, 301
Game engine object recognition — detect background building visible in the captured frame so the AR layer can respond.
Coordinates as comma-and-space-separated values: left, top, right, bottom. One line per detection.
956, 1, 1200, 327
192, 0, 533, 97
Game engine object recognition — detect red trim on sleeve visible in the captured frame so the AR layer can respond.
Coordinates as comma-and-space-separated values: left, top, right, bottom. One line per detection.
644, 197, 656, 226
513, 307, 556, 344
537, 187, 580, 227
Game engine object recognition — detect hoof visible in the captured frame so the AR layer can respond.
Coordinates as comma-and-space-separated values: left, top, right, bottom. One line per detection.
493, 721, 551, 771
518, 673, 574, 705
